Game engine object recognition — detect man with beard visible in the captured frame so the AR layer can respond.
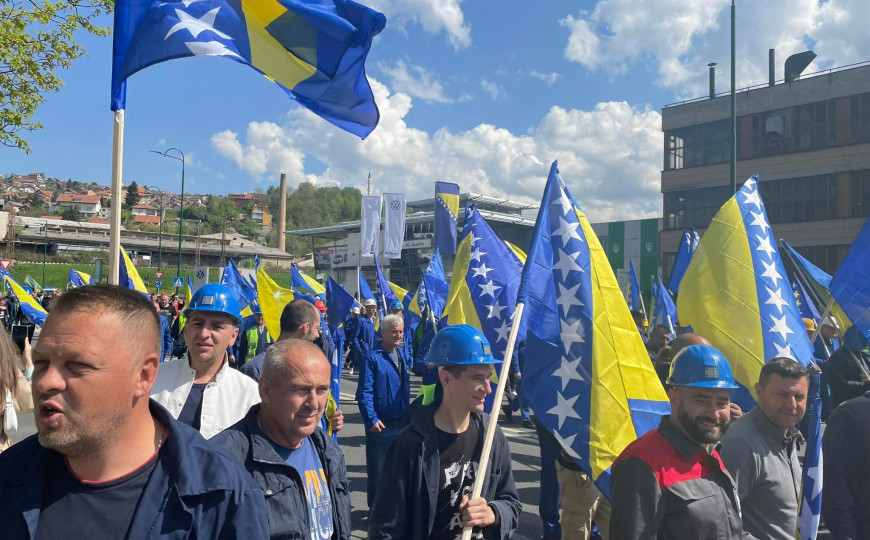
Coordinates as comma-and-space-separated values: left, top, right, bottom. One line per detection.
0, 285, 267, 538
610, 344, 752, 540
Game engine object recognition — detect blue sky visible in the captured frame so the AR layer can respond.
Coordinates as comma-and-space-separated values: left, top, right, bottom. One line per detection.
3, 0, 866, 221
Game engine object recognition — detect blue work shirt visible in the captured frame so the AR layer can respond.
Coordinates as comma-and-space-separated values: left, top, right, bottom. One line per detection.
357, 346, 411, 430
0, 400, 268, 539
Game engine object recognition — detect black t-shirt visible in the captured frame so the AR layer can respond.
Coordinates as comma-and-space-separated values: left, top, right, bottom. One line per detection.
429, 421, 483, 540
177, 383, 207, 431
36, 453, 159, 540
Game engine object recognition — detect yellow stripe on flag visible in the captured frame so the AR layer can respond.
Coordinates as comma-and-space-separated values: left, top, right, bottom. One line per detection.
300, 270, 326, 295
121, 246, 148, 294
256, 266, 295, 341
241, 0, 318, 90
442, 234, 482, 327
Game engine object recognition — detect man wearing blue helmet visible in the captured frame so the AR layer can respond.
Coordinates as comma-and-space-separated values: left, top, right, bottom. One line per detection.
151, 284, 260, 439
610, 344, 753, 540
368, 324, 521, 540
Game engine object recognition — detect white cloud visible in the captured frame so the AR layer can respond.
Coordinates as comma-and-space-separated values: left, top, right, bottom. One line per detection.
211, 79, 662, 222
529, 70, 562, 86
559, 0, 870, 98
480, 79, 504, 100
366, 0, 471, 49
378, 60, 454, 103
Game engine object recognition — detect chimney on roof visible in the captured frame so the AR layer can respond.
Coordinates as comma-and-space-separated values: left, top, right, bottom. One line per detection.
708, 63, 717, 99
769, 49, 775, 87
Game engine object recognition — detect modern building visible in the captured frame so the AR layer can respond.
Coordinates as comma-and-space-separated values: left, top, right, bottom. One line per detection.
661, 58, 870, 274
52, 192, 102, 217
288, 193, 537, 294
591, 218, 661, 303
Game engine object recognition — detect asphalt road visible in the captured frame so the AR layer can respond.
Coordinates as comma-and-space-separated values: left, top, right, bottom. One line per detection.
12, 369, 547, 540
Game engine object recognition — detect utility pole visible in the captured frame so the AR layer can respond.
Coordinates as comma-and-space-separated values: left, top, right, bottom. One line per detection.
278, 172, 287, 252
157, 189, 164, 267
729, 0, 737, 194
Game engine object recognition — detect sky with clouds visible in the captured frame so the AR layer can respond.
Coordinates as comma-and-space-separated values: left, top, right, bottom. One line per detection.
4, 0, 870, 222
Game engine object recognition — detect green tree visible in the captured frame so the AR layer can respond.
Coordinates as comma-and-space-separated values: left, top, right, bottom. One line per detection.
125, 181, 140, 208
60, 205, 81, 221
1, 1, 113, 151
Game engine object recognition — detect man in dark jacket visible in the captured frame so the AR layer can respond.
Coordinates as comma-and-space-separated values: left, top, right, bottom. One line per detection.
823, 325, 870, 409
0, 285, 267, 539
214, 338, 351, 539
823, 389, 870, 540
368, 324, 521, 540
611, 344, 752, 540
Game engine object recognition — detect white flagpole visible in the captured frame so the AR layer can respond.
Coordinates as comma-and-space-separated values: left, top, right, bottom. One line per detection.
460, 302, 525, 540
108, 110, 125, 285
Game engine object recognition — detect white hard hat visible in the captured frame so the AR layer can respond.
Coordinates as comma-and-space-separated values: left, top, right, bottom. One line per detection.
351, 306, 361, 314
364, 298, 377, 307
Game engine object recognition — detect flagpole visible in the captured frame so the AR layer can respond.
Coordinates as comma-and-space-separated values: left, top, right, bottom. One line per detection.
460, 302, 525, 540
108, 109, 125, 285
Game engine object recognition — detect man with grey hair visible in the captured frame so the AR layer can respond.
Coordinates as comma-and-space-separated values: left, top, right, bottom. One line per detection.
214, 338, 351, 539
358, 313, 410, 508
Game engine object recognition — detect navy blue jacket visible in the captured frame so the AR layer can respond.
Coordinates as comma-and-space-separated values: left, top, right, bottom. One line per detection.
0, 400, 268, 539
357, 345, 410, 429
367, 401, 521, 539
350, 317, 375, 363
213, 405, 352, 539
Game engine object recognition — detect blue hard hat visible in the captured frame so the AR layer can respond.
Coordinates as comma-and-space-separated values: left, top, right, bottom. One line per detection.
425, 324, 501, 366
186, 284, 242, 324
667, 344, 739, 390
389, 299, 404, 311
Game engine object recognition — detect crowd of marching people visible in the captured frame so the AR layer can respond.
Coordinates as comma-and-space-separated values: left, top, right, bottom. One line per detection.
0, 277, 865, 539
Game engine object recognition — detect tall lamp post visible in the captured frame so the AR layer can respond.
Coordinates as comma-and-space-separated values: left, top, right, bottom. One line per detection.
150, 148, 185, 282
157, 189, 164, 268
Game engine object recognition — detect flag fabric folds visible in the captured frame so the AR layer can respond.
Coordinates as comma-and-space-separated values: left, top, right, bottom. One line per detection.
411, 249, 449, 319
667, 229, 700, 297
256, 266, 294, 341
67, 269, 92, 288
119, 246, 148, 294
518, 161, 669, 496
799, 369, 824, 540
221, 260, 257, 321
780, 240, 852, 336
829, 217, 870, 339
291, 264, 326, 295
4, 275, 48, 326
23, 275, 42, 293
651, 276, 677, 336
358, 272, 374, 302
677, 177, 814, 404
360, 195, 381, 258
184, 276, 194, 306
111, 0, 386, 137
382, 193, 406, 259
628, 261, 644, 315
434, 181, 460, 257
373, 255, 397, 313
325, 277, 356, 328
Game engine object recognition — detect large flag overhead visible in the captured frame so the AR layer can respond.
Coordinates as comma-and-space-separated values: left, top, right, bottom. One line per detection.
111, 0, 386, 137
4, 275, 48, 326
519, 162, 669, 496
291, 264, 326, 295
434, 181, 460, 257
443, 206, 523, 367
119, 246, 148, 294
667, 229, 700, 297
256, 266, 294, 341
325, 276, 356, 328
829, 217, 870, 339
678, 177, 814, 403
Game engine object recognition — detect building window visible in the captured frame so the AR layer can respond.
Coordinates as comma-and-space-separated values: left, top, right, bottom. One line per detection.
666, 133, 684, 170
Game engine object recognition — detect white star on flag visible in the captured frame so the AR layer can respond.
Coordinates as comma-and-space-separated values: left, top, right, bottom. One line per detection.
552, 188, 574, 216
478, 280, 501, 298
485, 301, 506, 320
742, 187, 762, 209
471, 263, 493, 279
468, 233, 482, 246
493, 320, 511, 343
769, 314, 795, 341
547, 391, 581, 428
553, 248, 584, 281
552, 430, 579, 459
774, 342, 793, 359
556, 281, 583, 314
755, 234, 776, 259
764, 286, 788, 314
807, 462, 823, 500
760, 259, 783, 286
552, 355, 584, 390
552, 216, 581, 248
749, 211, 770, 234
165, 7, 231, 41
470, 247, 487, 263
560, 318, 586, 352
185, 41, 240, 59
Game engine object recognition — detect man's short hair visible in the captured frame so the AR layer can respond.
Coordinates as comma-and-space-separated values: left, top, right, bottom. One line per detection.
279, 300, 318, 335
261, 338, 327, 387
50, 285, 160, 352
381, 313, 403, 334
758, 357, 809, 387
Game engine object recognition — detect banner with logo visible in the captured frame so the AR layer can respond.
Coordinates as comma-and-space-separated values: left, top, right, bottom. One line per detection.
382, 193, 406, 259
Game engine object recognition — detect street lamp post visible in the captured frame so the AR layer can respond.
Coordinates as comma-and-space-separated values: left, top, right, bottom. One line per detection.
150, 148, 185, 282
157, 189, 164, 267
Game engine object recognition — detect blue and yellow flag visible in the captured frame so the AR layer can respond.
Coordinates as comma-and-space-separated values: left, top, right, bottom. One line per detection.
444, 206, 523, 366
358, 272, 374, 302
111, 0, 386, 138
325, 276, 356, 328
184, 276, 194, 306
651, 276, 677, 336
221, 260, 257, 322
67, 269, 92, 288
678, 177, 814, 404
4, 275, 48, 326
291, 264, 326, 296
434, 181, 460, 257
119, 246, 148, 294
519, 162, 669, 496
667, 229, 700, 297
256, 265, 294, 341
23, 275, 42, 293
409, 249, 448, 319
830, 217, 870, 340
373, 255, 397, 313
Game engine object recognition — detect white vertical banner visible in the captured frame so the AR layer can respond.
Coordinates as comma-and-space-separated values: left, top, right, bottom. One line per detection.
382, 193, 406, 259
360, 195, 382, 258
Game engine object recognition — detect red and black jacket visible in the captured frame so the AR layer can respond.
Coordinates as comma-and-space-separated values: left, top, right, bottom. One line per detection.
610, 416, 755, 540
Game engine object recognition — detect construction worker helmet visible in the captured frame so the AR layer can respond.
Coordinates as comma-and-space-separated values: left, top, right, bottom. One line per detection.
363, 298, 377, 307
186, 284, 242, 324
425, 324, 501, 366
351, 306, 361, 315
389, 299, 404, 311
802, 318, 817, 334
314, 299, 327, 313
667, 344, 739, 390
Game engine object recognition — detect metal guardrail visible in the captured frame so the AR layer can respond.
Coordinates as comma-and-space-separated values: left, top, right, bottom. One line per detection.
663, 60, 870, 109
